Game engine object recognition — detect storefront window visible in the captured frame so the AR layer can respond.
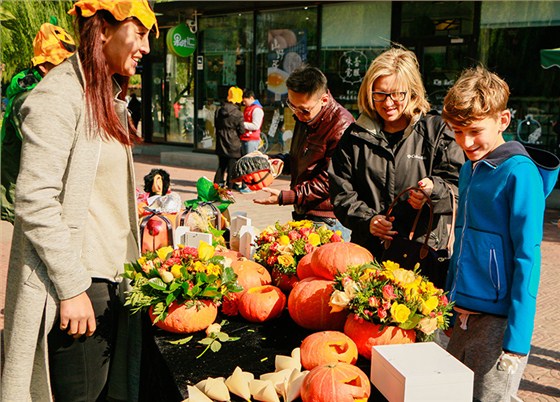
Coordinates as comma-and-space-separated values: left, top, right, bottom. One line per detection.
166, 54, 195, 144
400, 1, 475, 38
196, 13, 254, 151
320, 2, 391, 115
480, 1, 560, 153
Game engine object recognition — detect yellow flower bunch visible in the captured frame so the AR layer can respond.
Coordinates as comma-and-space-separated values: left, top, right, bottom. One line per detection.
253, 219, 344, 276
123, 241, 242, 322
330, 260, 453, 340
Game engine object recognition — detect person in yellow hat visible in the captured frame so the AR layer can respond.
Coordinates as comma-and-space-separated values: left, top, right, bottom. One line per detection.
1, 17, 75, 224
2, 1, 158, 401
214, 86, 245, 190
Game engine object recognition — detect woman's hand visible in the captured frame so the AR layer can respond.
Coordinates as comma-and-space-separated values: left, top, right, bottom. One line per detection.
253, 188, 280, 205
408, 178, 434, 210
369, 214, 397, 241
59, 291, 96, 338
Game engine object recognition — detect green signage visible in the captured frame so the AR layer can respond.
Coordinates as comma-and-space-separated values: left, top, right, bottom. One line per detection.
166, 23, 197, 57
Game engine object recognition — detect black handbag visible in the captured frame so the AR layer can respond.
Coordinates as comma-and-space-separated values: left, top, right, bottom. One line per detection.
380, 186, 456, 290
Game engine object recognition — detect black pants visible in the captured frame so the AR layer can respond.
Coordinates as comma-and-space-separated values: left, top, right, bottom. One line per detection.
48, 280, 120, 402
214, 155, 239, 189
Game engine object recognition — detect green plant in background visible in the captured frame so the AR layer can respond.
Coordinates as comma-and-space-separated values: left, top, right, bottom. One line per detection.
1, 1, 74, 85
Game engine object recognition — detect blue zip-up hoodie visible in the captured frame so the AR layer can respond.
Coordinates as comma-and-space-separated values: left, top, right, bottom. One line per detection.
446, 141, 559, 355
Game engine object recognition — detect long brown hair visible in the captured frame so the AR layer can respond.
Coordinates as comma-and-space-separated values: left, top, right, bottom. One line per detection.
76, 10, 139, 145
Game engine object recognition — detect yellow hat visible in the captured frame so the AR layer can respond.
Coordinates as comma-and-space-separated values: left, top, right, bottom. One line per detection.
31, 22, 76, 67
68, 0, 159, 37
227, 87, 243, 104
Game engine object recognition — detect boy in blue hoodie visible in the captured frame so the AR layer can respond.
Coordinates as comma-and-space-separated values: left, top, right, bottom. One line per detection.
442, 66, 559, 401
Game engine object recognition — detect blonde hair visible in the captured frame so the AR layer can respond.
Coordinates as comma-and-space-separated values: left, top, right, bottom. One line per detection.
442, 66, 510, 126
358, 46, 430, 121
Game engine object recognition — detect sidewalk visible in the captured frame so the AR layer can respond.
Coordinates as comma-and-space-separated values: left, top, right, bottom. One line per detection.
1, 144, 559, 400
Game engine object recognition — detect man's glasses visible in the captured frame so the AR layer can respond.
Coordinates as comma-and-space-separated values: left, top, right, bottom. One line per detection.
286, 97, 322, 117
371, 91, 407, 103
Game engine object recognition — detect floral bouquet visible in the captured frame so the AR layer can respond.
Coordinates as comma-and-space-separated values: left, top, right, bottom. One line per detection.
329, 260, 453, 341
123, 241, 242, 326
253, 220, 343, 283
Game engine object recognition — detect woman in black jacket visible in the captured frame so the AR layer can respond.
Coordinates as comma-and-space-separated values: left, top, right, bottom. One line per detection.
328, 46, 465, 259
214, 86, 245, 189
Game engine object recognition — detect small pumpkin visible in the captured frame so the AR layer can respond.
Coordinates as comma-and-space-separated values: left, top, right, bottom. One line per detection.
344, 314, 416, 360
300, 362, 371, 402
238, 285, 286, 322
300, 331, 358, 370
231, 259, 272, 290
288, 277, 347, 331
149, 300, 217, 334
296, 252, 315, 280
222, 260, 273, 317
310, 242, 373, 280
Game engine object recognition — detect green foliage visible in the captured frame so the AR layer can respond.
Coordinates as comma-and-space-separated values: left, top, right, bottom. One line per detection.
1, 1, 74, 84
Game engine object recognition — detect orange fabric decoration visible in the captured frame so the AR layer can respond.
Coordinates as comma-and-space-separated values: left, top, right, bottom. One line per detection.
68, 0, 159, 37
31, 22, 75, 67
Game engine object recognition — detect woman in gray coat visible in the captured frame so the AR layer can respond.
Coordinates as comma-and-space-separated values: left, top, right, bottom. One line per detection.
1, 1, 158, 401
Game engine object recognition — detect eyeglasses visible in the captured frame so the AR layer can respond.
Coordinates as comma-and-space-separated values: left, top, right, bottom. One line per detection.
286, 97, 322, 117
371, 91, 407, 103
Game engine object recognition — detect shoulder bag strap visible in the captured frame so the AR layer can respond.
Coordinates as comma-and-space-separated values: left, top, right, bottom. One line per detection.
384, 186, 434, 259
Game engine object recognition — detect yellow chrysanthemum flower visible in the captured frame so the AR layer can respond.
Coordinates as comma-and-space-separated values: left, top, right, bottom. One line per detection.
392, 268, 416, 286
382, 260, 401, 271
278, 254, 295, 267
308, 233, 321, 247
156, 246, 173, 261
420, 295, 439, 315
278, 235, 291, 246
198, 241, 215, 261
137, 256, 147, 265
170, 264, 183, 278
206, 263, 222, 276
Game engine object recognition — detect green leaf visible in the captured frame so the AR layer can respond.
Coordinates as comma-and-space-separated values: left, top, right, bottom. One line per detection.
167, 336, 193, 345
148, 277, 167, 291
198, 338, 214, 345
165, 292, 177, 306
226, 336, 240, 342
217, 332, 229, 342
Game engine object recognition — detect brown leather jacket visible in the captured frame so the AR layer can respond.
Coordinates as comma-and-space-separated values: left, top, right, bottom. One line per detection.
278, 96, 354, 218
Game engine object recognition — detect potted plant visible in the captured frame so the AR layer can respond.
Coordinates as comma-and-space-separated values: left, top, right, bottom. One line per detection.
123, 241, 242, 333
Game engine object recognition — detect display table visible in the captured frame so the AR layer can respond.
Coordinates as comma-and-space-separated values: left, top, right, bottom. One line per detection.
139, 311, 388, 402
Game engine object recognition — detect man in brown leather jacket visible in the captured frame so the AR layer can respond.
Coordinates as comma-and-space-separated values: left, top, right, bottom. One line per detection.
254, 65, 354, 239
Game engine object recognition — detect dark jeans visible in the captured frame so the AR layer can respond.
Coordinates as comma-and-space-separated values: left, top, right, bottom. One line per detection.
48, 279, 120, 402
214, 155, 239, 189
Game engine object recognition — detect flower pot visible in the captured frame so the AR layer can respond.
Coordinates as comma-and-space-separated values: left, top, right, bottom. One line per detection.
149, 300, 218, 334
343, 314, 416, 360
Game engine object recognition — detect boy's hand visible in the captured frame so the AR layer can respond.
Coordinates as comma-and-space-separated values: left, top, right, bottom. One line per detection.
408, 178, 433, 210
497, 351, 521, 374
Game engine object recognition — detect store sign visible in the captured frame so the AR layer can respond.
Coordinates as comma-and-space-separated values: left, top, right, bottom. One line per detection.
166, 23, 196, 57
339, 50, 367, 84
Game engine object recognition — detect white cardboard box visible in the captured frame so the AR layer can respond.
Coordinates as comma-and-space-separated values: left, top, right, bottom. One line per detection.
370, 342, 473, 402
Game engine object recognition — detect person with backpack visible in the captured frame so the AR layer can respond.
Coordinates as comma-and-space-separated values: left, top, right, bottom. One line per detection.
0, 18, 76, 224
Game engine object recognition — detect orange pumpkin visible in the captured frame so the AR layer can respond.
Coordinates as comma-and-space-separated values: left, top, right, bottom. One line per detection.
296, 252, 315, 280
214, 245, 242, 261
288, 277, 347, 331
222, 260, 273, 317
231, 259, 272, 290
238, 285, 286, 322
300, 331, 358, 370
344, 314, 416, 360
242, 169, 274, 191
310, 242, 373, 280
149, 300, 217, 334
301, 362, 371, 402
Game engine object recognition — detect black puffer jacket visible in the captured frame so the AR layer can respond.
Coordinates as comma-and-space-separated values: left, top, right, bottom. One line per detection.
328, 112, 465, 258
214, 102, 244, 158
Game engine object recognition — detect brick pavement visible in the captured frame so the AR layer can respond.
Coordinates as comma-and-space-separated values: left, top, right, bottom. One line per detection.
0, 151, 559, 400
